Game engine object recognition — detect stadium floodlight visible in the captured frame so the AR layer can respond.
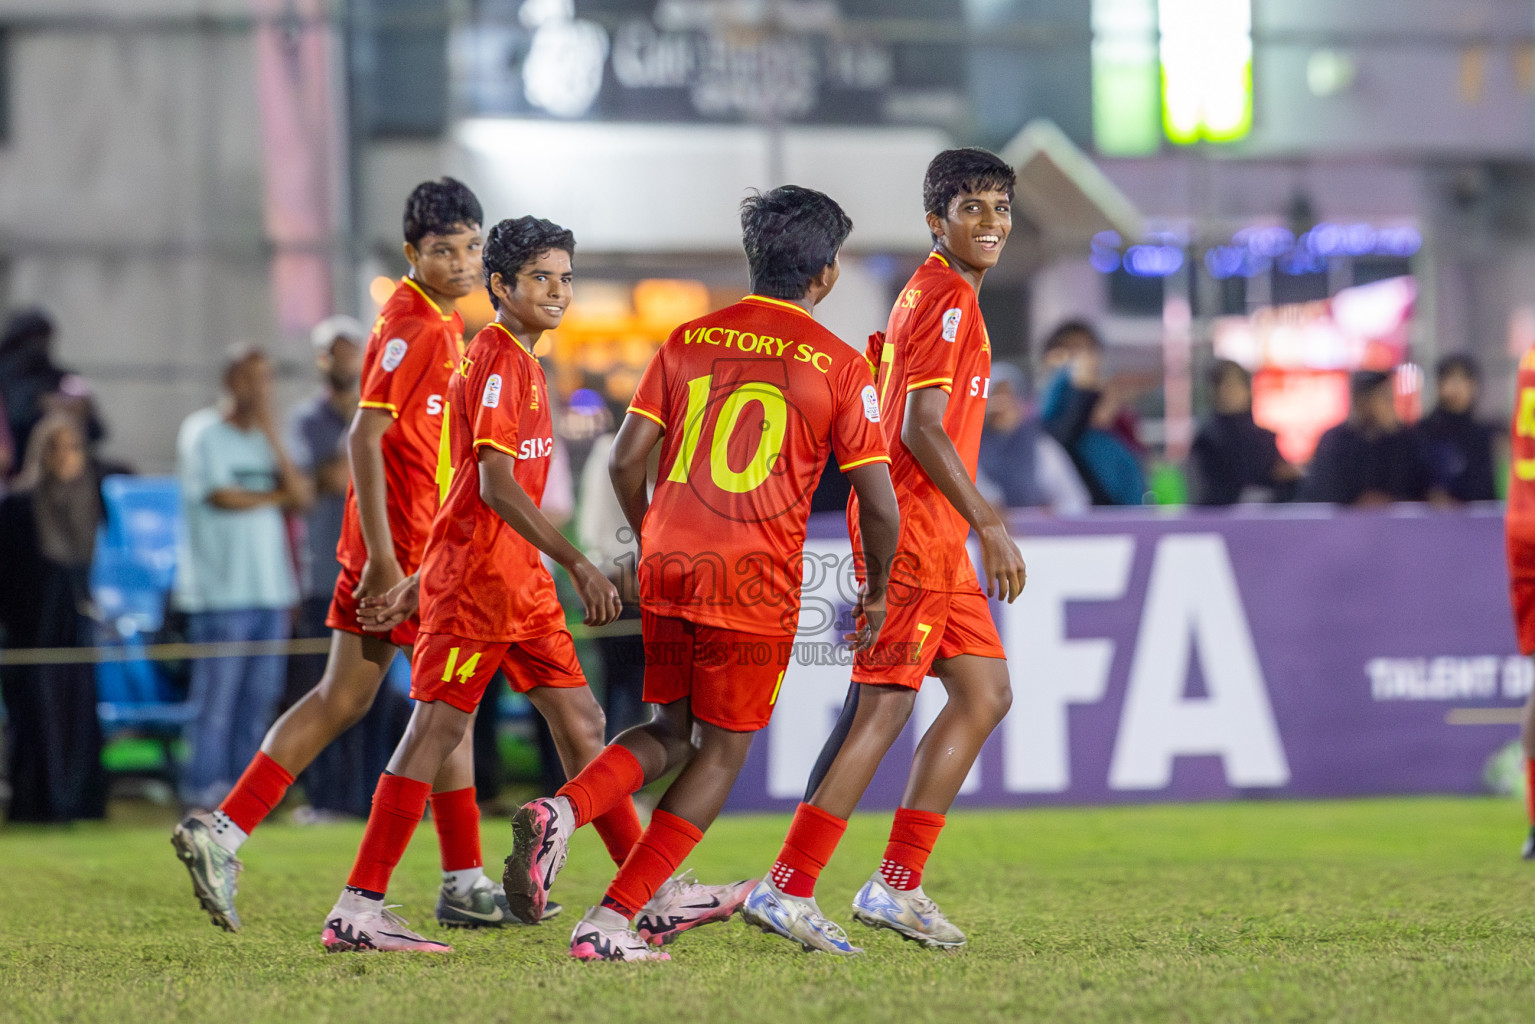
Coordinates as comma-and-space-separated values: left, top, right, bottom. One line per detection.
1158, 0, 1252, 145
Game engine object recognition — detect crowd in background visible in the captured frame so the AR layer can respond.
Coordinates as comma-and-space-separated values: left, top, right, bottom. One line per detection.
0, 304, 1508, 824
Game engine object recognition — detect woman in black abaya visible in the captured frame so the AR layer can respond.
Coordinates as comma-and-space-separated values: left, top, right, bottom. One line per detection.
0, 413, 107, 822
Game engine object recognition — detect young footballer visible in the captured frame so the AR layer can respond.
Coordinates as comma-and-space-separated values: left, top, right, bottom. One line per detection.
171, 179, 519, 932
501, 186, 902, 963
1508, 345, 1535, 858
741, 148, 1027, 953
320, 217, 656, 952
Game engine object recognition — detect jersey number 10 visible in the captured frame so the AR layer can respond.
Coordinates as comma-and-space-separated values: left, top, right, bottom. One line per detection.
666, 374, 789, 494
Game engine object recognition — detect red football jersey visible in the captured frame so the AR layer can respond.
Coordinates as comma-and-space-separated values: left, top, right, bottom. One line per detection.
850, 251, 991, 592
1508, 345, 1535, 540
630, 294, 889, 636
336, 278, 465, 575
417, 322, 564, 643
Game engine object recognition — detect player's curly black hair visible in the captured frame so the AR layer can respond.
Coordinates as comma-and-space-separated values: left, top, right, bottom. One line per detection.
740, 185, 853, 301
922, 147, 1016, 221
482, 216, 576, 310
402, 177, 483, 245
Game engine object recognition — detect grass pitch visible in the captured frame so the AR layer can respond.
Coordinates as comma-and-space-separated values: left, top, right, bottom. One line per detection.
3, 797, 1535, 1023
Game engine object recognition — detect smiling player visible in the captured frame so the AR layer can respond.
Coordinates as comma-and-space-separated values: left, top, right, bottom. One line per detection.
501, 185, 901, 962
741, 147, 1027, 954
172, 179, 518, 933
319, 217, 659, 953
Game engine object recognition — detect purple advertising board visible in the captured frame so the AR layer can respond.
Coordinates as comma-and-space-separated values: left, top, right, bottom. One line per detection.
723, 505, 1527, 812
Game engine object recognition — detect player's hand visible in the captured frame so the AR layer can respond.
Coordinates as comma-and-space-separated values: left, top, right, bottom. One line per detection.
354, 555, 404, 602
845, 587, 887, 652
978, 521, 1027, 603
572, 561, 623, 628
358, 573, 419, 632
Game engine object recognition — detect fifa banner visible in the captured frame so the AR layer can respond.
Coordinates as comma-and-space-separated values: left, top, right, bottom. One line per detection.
725, 506, 1526, 812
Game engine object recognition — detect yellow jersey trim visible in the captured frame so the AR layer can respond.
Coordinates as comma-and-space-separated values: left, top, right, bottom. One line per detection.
401, 276, 454, 322
487, 320, 534, 354
838, 454, 891, 471
928, 251, 951, 268
473, 438, 519, 459
907, 376, 954, 392
628, 406, 667, 428
742, 294, 813, 319
358, 399, 399, 419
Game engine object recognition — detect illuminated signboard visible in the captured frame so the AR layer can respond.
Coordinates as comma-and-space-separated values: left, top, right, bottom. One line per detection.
454, 0, 966, 126
1159, 0, 1252, 145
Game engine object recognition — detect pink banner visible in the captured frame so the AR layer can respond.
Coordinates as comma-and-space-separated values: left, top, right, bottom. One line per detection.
252, 0, 344, 338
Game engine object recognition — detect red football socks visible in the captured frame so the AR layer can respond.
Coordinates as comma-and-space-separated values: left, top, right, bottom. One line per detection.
1525, 759, 1535, 825
347, 773, 431, 896
769, 802, 848, 898
558, 744, 645, 827
879, 807, 946, 891
218, 751, 295, 834
591, 798, 645, 867
428, 786, 482, 872
602, 809, 703, 918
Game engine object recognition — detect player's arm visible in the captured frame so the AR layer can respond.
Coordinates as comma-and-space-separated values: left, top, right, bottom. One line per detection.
902, 387, 1027, 602
346, 406, 403, 598
203, 441, 303, 510
607, 411, 663, 538
260, 412, 313, 512
845, 462, 899, 649
477, 448, 622, 627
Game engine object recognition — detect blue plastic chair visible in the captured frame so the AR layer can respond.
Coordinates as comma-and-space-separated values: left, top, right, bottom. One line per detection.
93, 476, 194, 775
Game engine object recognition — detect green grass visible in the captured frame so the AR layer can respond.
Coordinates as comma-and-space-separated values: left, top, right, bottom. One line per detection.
4, 798, 1535, 1023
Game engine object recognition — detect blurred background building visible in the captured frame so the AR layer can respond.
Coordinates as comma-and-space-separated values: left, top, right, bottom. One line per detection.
1, 0, 1533, 477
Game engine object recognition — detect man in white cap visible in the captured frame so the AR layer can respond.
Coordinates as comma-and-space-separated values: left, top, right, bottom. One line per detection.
282, 315, 394, 821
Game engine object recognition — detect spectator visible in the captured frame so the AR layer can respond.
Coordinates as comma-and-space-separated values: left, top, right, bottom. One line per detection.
1300, 370, 1444, 506
1416, 354, 1498, 502
978, 362, 1090, 514
1189, 360, 1300, 505
0, 413, 108, 822
0, 309, 106, 477
173, 346, 309, 809
576, 422, 651, 743
283, 315, 408, 820
1038, 320, 1147, 505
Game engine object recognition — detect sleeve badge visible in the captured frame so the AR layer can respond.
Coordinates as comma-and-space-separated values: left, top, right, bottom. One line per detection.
941, 308, 962, 343
381, 338, 408, 371
860, 384, 880, 423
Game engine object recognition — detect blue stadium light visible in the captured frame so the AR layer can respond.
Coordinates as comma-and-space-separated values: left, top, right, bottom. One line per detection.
1205, 246, 1245, 279
1124, 244, 1184, 277
1375, 226, 1423, 257
1090, 230, 1123, 273
1278, 247, 1326, 276
1235, 225, 1295, 259
1342, 223, 1378, 256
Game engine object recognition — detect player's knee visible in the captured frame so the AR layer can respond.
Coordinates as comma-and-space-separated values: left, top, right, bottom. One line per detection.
402, 713, 467, 764
586, 705, 609, 745
980, 680, 1013, 726
328, 684, 376, 729
697, 725, 754, 770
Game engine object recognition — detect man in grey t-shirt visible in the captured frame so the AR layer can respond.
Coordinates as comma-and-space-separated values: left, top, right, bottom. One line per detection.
284, 316, 409, 819
175, 346, 309, 808
289, 316, 365, 605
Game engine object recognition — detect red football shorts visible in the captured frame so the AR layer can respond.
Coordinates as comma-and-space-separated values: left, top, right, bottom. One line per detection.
1508, 532, 1535, 655
410, 629, 587, 713
641, 613, 792, 733
327, 563, 419, 650
852, 582, 1005, 689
